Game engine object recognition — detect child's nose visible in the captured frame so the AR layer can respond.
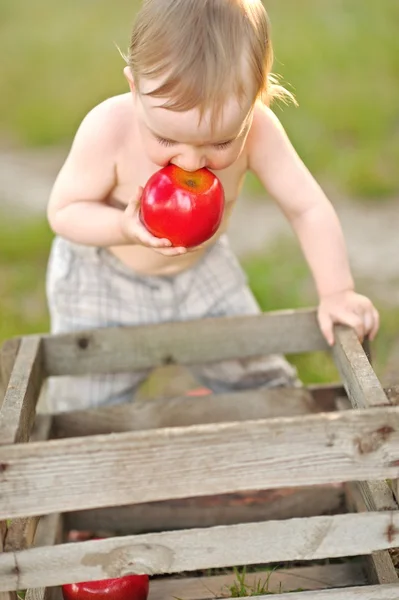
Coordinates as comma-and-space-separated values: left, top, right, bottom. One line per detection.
174, 149, 206, 172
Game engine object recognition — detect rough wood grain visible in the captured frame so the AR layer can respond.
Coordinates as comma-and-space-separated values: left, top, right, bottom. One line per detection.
41, 309, 328, 376
333, 326, 399, 584
0, 337, 44, 445
147, 563, 368, 599
4, 414, 55, 554
332, 327, 388, 409
50, 387, 320, 438
4, 517, 39, 553
150, 584, 399, 599
25, 514, 63, 600
65, 484, 344, 534
2, 406, 399, 519
381, 336, 399, 505
2, 513, 399, 590
0, 338, 19, 590
0, 520, 17, 600
346, 480, 398, 585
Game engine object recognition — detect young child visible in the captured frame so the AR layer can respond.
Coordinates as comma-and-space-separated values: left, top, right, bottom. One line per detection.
46, 0, 379, 412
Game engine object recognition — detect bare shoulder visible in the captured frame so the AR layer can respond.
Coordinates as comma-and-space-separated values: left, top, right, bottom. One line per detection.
72, 93, 133, 152
247, 101, 285, 150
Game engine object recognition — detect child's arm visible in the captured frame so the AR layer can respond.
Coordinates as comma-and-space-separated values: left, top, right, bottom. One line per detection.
47, 102, 185, 256
248, 104, 379, 345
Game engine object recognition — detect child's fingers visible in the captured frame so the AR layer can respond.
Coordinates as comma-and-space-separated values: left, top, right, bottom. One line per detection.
153, 246, 188, 257
368, 307, 380, 340
135, 224, 172, 248
125, 187, 143, 217
317, 313, 334, 346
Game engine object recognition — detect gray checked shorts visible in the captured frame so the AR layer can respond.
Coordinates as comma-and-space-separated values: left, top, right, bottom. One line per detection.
46, 235, 299, 412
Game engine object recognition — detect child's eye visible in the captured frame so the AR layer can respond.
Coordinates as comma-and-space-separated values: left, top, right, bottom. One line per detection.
156, 136, 176, 147
214, 140, 233, 150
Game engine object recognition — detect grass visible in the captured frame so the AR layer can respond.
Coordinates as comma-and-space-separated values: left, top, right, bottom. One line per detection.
224, 567, 304, 596
0, 213, 53, 343
227, 567, 281, 596
0, 0, 398, 197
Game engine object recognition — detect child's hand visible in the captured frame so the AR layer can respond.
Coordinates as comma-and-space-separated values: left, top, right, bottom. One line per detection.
121, 187, 189, 257
317, 290, 379, 346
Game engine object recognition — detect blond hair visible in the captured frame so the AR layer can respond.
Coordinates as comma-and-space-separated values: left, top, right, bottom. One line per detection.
127, 0, 295, 121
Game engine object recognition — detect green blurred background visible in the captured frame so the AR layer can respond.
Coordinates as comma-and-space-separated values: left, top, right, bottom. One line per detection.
1, 0, 398, 384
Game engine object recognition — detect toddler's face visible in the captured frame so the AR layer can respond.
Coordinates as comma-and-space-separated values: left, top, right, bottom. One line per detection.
134, 76, 254, 172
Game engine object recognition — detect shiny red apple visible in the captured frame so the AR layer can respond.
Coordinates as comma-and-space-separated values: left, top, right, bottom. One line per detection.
140, 165, 225, 247
62, 574, 149, 600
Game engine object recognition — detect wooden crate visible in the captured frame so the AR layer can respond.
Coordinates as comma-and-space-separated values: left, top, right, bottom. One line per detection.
1, 308, 399, 599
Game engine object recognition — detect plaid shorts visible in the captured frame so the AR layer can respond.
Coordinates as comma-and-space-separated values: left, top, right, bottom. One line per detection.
46, 235, 299, 412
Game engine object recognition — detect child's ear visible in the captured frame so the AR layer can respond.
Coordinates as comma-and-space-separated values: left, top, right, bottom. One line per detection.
123, 66, 136, 94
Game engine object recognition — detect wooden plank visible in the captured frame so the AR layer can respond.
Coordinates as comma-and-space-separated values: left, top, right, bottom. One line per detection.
65, 484, 344, 534
4, 414, 55, 554
0, 337, 44, 445
148, 563, 368, 599
2, 405, 399, 519
381, 337, 399, 504
0, 521, 17, 600
41, 308, 328, 376
4, 518, 39, 552
149, 585, 399, 599
1, 512, 399, 590
25, 514, 63, 600
50, 387, 320, 438
0, 340, 19, 600
346, 480, 398, 585
332, 326, 388, 409
333, 326, 399, 584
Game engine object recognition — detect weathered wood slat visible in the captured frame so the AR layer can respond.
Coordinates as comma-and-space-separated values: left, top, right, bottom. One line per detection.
41, 308, 328, 376
333, 326, 399, 584
50, 387, 320, 438
1, 512, 399, 590
0, 520, 17, 600
2, 406, 399, 519
333, 327, 388, 409
65, 484, 344, 534
346, 480, 398, 585
4, 414, 55, 554
148, 563, 368, 599
151, 585, 399, 599
4, 518, 39, 553
0, 341, 19, 600
25, 514, 63, 600
0, 337, 44, 445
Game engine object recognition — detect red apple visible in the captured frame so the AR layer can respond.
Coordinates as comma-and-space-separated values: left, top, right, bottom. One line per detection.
140, 165, 225, 247
62, 538, 149, 600
62, 574, 149, 600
